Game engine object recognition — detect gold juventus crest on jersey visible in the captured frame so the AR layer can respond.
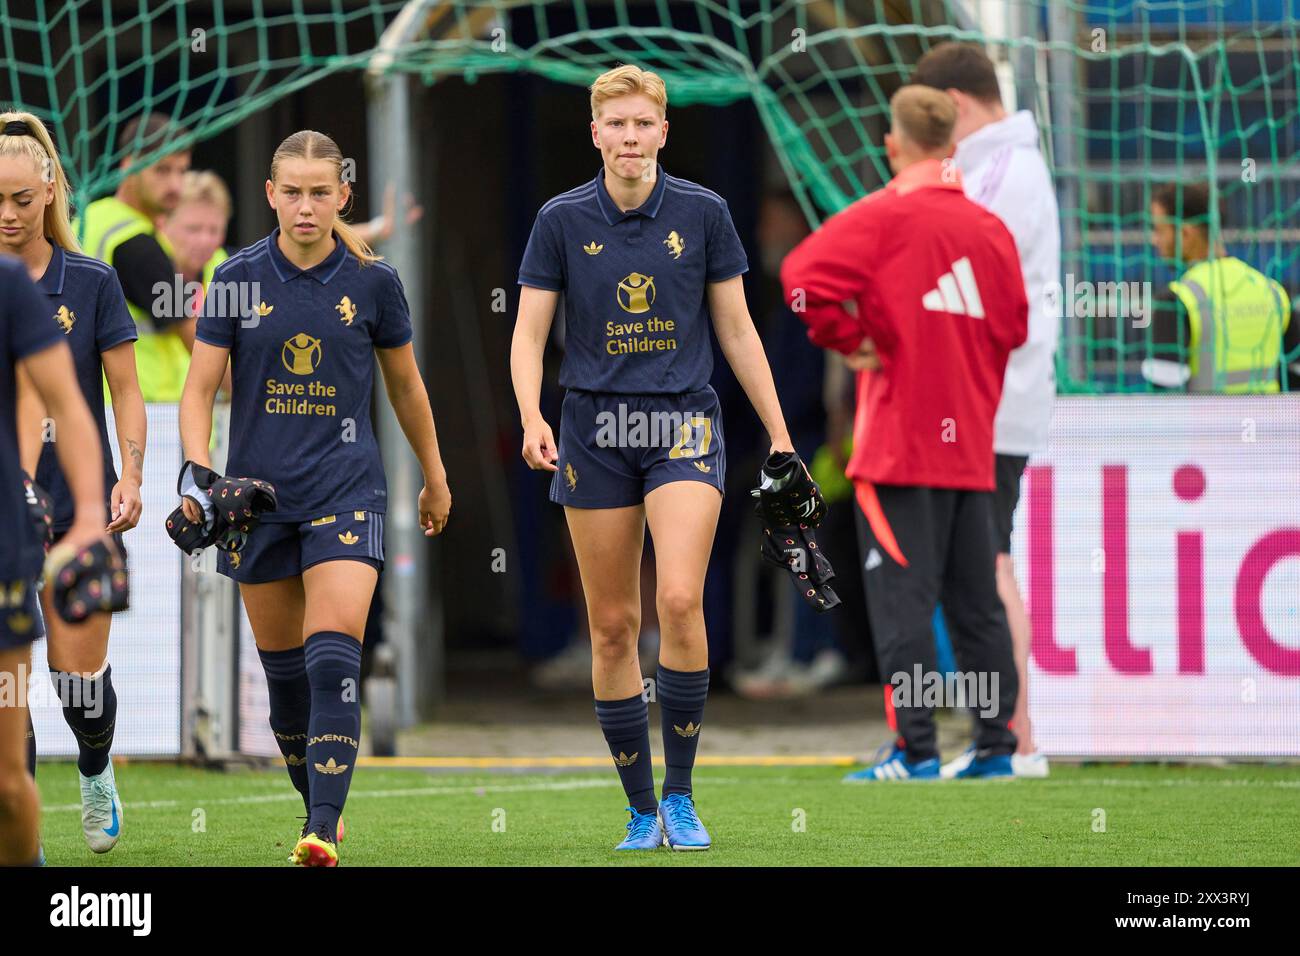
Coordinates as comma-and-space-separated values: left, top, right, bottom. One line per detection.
616, 272, 655, 314
336, 295, 357, 326
54, 305, 75, 334
663, 230, 685, 259
281, 333, 323, 375
583, 241, 604, 255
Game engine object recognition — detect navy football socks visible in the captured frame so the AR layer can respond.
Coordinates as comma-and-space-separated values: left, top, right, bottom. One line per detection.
50, 664, 117, 777
258, 646, 313, 814
304, 632, 363, 840
595, 693, 658, 816
656, 665, 709, 797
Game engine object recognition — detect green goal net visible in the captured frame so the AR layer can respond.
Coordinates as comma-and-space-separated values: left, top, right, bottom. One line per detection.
5, 0, 1297, 392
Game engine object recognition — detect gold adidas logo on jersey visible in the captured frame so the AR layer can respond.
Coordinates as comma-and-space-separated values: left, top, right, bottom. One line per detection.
336, 295, 357, 326
254, 301, 274, 317
692, 461, 711, 474
54, 305, 76, 334
664, 230, 685, 259
613, 751, 639, 767
584, 241, 604, 256
284, 753, 305, 766
314, 757, 348, 775
674, 721, 701, 738
338, 531, 359, 545
564, 463, 578, 491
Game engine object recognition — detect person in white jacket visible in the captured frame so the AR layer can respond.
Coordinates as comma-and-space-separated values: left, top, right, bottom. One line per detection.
914, 42, 1061, 778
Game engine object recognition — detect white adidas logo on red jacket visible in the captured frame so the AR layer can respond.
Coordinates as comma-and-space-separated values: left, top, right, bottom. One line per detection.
921, 256, 985, 318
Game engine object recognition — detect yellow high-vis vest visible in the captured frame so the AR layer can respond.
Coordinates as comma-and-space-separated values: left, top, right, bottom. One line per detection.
1169, 256, 1291, 393
76, 196, 189, 402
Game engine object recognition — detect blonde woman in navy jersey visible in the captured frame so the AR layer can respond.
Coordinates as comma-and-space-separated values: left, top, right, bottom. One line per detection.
179, 130, 451, 866
511, 65, 796, 851
1, 112, 145, 857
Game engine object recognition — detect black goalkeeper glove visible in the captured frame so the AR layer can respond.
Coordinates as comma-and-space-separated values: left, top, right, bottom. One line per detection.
751, 452, 840, 613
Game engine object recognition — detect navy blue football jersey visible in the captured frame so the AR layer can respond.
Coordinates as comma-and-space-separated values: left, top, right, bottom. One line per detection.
518, 165, 748, 393
197, 230, 413, 522
33, 245, 137, 531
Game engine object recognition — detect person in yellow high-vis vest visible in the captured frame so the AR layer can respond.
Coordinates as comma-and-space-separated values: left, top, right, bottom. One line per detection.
162, 170, 232, 396
1147, 182, 1298, 392
74, 113, 193, 403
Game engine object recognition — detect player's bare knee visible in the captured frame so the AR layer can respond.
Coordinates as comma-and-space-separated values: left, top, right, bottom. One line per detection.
588, 611, 639, 664
655, 586, 701, 631
0, 760, 30, 810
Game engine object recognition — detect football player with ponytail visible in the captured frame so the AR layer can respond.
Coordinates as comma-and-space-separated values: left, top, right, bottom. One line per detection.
1, 110, 144, 855
179, 129, 451, 866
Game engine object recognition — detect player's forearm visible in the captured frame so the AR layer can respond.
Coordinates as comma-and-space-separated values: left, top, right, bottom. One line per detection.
104, 354, 147, 484
510, 326, 547, 426
386, 376, 447, 481
113, 399, 147, 486
719, 325, 793, 449
179, 380, 217, 468
15, 366, 46, 476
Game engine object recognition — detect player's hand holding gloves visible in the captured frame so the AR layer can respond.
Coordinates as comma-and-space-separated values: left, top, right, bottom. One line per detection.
166, 460, 278, 554
44, 537, 130, 623
751, 451, 840, 613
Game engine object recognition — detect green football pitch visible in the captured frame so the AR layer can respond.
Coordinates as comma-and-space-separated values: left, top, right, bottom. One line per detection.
34, 761, 1300, 867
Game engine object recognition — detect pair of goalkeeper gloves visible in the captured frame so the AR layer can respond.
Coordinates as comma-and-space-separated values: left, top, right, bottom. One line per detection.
750, 451, 840, 613
21, 470, 129, 624
165, 460, 278, 555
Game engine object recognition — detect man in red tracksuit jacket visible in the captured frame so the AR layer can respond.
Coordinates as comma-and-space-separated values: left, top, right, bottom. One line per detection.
781, 85, 1029, 781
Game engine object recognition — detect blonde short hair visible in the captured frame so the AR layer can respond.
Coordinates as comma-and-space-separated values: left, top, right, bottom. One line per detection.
589, 64, 668, 119
177, 170, 232, 219
889, 85, 956, 152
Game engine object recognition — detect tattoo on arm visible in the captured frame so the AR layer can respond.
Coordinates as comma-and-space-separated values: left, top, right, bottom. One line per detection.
126, 438, 143, 474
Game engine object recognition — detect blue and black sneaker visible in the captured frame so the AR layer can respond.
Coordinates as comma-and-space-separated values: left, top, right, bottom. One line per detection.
615, 807, 665, 851
843, 742, 940, 782
953, 750, 1014, 779
659, 793, 711, 851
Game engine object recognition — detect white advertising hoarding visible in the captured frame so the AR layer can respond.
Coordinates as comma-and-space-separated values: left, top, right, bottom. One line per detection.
1012, 396, 1300, 756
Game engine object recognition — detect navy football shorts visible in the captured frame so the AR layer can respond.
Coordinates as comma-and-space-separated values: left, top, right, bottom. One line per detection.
550, 386, 726, 509
217, 510, 385, 584
0, 578, 45, 650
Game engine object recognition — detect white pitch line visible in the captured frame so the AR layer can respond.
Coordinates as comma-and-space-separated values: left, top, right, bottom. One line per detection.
41, 777, 625, 814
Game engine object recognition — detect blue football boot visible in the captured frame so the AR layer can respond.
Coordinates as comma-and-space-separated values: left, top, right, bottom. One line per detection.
615, 807, 665, 851
953, 750, 1015, 779
843, 742, 940, 782
658, 793, 711, 851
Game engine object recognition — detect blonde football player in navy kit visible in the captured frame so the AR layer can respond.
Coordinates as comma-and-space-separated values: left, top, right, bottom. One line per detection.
512, 65, 796, 851
2, 112, 145, 856
180, 130, 451, 866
